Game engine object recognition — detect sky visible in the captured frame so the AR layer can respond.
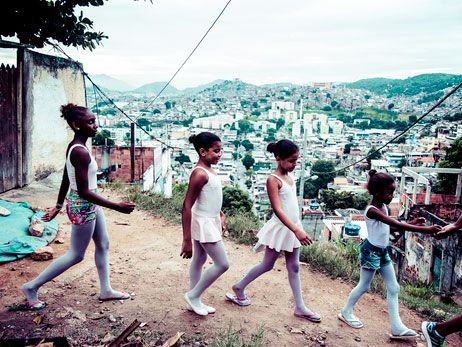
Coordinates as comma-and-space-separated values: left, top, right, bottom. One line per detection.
1, 0, 462, 89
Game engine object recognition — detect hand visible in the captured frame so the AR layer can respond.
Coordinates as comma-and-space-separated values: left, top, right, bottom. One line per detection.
220, 213, 227, 234
295, 229, 313, 246
116, 202, 136, 214
426, 225, 442, 234
42, 207, 61, 222
409, 217, 426, 226
434, 223, 459, 239
180, 239, 193, 258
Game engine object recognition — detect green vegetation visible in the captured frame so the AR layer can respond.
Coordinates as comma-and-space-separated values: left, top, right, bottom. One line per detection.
92, 130, 114, 146
433, 136, 462, 194
211, 325, 265, 347
319, 190, 370, 213
345, 73, 462, 97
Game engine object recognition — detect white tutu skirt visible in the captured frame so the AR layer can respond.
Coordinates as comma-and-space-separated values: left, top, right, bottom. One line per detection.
191, 212, 222, 243
253, 217, 302, 253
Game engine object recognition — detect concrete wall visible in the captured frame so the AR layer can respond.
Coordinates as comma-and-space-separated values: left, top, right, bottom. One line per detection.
21, 49, 85, 184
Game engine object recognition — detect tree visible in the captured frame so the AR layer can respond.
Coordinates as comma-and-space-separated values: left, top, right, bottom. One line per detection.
344, 143, 352, 155
241, 139, 254, 151
296, 180, 318, 199
245, 179, 252, 189
434, 136, 462, 194
238, 119, 253, 133
242, 153, 255, 170
276, 118, 285, 130
366, 148, 382, 169
222, 186, 253, 216
2, 1, 108, 50
92, 130, 114, 146
388, 103, 395, 110
311, 160, 336, 190
137, 117, 150, 127
320, 189, 370, 212
175, 153, 190, 165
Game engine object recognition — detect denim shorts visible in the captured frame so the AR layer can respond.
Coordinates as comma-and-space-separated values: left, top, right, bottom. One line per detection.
360, 239, 391, 270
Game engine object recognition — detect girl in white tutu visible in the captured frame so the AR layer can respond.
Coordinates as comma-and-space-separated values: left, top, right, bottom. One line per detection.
181, 132, 229, 316
226, 139, 321, 323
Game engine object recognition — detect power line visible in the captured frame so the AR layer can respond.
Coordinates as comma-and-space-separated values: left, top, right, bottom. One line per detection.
310, 82, 462, 175
49, 41, 180, 149
144, 0, 232, 111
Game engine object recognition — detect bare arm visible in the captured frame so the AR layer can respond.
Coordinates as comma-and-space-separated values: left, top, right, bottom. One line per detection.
180, 169, 208, 258
267, 176, 311, 245
42, 165, 70, 221
367, 207, 441, 234
436, 214, 462, 239
72, 147, 134, 214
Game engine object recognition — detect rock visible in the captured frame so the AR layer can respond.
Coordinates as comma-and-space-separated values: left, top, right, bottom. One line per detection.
31, 246, 54, 261
72, 310, 86, 321
29, 218, 45, 237
108, 314, 117, 323
0, 206, 11, 216
101, 332, 115, 344
54, 227, 65, 244
354, 336, 361, 342
290, 327, 304, 334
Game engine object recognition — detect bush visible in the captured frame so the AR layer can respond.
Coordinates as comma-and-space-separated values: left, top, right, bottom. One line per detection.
226, 213, 261, 245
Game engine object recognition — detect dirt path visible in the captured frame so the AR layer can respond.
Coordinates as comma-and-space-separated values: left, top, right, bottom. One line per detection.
1, 180, 461, 346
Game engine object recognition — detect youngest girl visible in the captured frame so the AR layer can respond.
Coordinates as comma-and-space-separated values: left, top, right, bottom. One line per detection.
339, 170, 441, 339
226, 139, 321, 322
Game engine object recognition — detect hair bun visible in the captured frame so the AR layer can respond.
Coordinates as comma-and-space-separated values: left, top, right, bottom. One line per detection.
368, 169, 377, 177
266, 142, 276, 153
188, 135, 196, 144
60, 103, 77, 120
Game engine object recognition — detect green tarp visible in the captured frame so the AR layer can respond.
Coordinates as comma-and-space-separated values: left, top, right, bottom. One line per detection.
0, 199, 59, 263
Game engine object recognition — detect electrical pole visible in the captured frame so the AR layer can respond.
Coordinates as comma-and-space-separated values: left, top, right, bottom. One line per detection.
130, 122, 135, 183
298, 99, 307, 218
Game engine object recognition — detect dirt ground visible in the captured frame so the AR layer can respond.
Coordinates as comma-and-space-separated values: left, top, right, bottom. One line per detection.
1, 177, 461, 346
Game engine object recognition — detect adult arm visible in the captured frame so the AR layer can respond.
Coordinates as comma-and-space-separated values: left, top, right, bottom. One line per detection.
436, 214, 462, 239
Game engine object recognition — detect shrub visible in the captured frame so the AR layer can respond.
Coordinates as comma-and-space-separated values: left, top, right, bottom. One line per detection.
226, 213, 261, 245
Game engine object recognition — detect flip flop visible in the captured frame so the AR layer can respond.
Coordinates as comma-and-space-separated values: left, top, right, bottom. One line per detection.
98, 293, 130, 302
225, 292, 251, 306
8, 300, 46, 311
389, 328, 418, 340
337, 312, 363, 329
295, 311, 322, 323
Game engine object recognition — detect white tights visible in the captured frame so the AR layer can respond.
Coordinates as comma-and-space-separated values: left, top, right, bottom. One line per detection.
22, 209, 122, 304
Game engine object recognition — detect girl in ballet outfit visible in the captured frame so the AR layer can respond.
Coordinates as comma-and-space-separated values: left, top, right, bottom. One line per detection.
338, 170, 441, 340
181, 132, 229, 316
226, 139, 321, 323
12, 104, 135, 311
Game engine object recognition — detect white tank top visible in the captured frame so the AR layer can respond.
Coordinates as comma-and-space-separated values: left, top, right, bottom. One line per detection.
269, 174, 300, 224
364, 205, 390, 248
66, 144, 98, 191
191, 166, 223, 218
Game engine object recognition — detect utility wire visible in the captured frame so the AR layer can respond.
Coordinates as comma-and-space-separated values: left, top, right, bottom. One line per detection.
310, 82, 462, 175
144, 0, 232, 111
49, 41, 180, 150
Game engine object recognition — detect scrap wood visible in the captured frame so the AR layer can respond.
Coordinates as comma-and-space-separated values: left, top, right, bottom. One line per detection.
107, 319, 141, 347
161, 332, 184, 347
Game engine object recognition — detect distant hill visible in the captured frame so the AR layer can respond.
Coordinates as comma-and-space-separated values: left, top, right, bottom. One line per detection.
88, 74, 134, 92
181, 80, 225, 94
261, 82, 299, 88
345, 73, 462, 97
133, 81, 179, 95
201, 79, 258, 94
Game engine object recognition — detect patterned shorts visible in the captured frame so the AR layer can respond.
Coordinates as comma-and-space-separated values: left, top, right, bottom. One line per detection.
360, 238, 391, 270
66, 189, 99, 225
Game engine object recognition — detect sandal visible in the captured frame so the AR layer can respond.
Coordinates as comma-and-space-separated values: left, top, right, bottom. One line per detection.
295, 311, 322, 323
338, 312, 363, 329
389, 328, 418, 340
225, 292, 251, 306
8, 300, 46, 311
98, 293, 130, 301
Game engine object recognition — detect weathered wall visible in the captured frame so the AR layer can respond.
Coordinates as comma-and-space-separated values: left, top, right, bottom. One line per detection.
20, 49, 85, 184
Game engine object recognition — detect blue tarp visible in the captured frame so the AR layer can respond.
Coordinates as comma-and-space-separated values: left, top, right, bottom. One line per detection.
0, 199, 59, 263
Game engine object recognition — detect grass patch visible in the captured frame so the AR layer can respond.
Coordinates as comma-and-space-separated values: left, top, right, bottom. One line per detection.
400, 284, 462, 321
211, 324, 265, 347
226, 213, 261, 245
